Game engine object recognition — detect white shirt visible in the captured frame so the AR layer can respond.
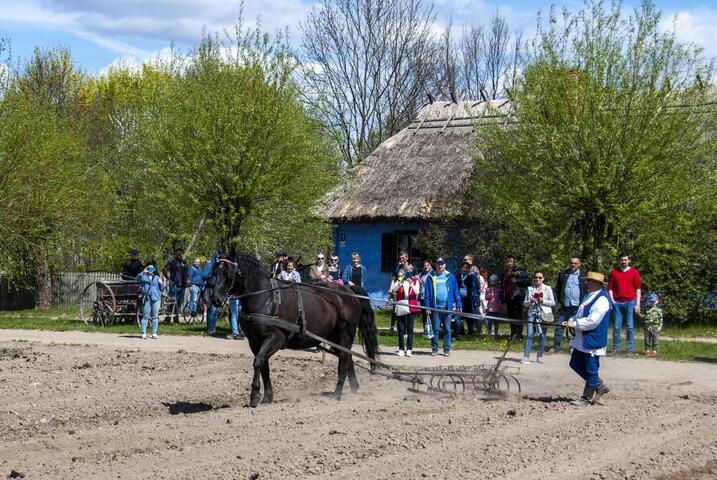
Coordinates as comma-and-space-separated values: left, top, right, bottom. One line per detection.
570, 290, 610, 356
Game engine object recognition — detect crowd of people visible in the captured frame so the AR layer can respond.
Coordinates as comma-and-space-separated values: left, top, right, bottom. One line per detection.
122, 246, 662, 405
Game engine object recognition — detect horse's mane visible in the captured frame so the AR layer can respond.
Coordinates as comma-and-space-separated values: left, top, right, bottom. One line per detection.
232, 252, 270, 285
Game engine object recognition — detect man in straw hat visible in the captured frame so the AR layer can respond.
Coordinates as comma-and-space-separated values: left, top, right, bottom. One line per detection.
562, 271, 612, 405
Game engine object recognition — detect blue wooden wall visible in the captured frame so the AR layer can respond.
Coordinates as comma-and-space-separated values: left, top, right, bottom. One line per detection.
332, 222, 426, 298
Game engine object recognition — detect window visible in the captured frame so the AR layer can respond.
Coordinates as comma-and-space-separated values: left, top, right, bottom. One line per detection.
381, 231, 421, 273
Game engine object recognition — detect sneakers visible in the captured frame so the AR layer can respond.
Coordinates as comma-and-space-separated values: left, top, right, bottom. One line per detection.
521, 357, 530, 365
431, 351, 438, 357
141, 333, 147, 340
570, 396, 592, 406
406, 350, 412, 357
626, 352, 635, 357
536, 356, 544, 364
651, 350, 658, 357
592, 383, 610, 404
232, 334, 245, 340
444, 351, 450, 357
206, 329, 216, 335
397, 350, 405, 357
151, 333, 158, 339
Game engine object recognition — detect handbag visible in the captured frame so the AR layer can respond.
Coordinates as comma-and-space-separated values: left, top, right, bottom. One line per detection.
395, 299, 411, 316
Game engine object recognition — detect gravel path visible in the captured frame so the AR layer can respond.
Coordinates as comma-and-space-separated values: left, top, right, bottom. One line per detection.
0, 329, 715, 479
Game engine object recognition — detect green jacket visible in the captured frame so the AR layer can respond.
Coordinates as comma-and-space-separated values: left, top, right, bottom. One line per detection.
643, 305, 663, 330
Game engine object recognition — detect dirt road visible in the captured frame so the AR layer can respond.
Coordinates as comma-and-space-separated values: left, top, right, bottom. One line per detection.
1, 329, 715, 479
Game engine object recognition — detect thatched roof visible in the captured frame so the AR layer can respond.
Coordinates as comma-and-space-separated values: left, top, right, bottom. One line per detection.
318, 100, 512, 222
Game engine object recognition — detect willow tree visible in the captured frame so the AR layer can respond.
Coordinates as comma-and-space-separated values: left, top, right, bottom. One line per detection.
472, 0, 717, 321
137, 31, 337, 259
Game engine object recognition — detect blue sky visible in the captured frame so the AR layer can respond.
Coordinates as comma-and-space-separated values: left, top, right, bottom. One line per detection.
1, 0, 716, 73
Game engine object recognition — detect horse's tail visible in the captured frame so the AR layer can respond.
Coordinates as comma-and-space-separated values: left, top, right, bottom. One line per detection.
351, 285, 380, 368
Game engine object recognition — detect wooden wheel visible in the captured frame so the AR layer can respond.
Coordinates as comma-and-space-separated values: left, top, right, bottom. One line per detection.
80, 282, 116, 326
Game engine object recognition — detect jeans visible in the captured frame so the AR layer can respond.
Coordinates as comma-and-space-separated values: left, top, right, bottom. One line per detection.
569, 349, 601, 388
396, 313, 415, 351
612, 300, 635, 353
430, 310, 452, 353
206, 305, 219, 333
187, 285, 202, 315
169, 285, 186, 320
524, 312, 547, 359
228, 297, 244, 337
140, 299, 161, 335
553, 306, 578, 351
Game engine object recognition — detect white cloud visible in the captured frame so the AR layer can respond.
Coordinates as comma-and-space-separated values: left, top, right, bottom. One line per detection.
661, 7, 717, 61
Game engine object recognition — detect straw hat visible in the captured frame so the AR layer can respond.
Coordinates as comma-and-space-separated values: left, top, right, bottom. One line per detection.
582, 271, 607, 285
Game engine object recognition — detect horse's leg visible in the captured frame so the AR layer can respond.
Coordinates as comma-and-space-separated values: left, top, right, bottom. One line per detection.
250, 333, 282, 408
334, 350, 350, 401
347, 356, 359, 393
260, 359, 273, 404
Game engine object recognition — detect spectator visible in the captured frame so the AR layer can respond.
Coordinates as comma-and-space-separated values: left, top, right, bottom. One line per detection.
389, 251, 415, 334
187, 257, 204, 320
136, 265, 165, 339
389, 274, 420, 356
456, 261, 480, 338
203, 250, 221, 334
608, 253, 642, 355
424, 257, 462, 357
484, 274, 504, 340
342, 252, 366, 288
279, 261, 301, 283
327, 254, 343, 284
419, 260, 434, 338
462, 255, 489, 334
549, 256, 586, 353
163, 247, 189, 323
503, 255, 529, 340
521, 270, 556, 364
122, 249, 144, 279
227, 287, 246, 341
308, 253, 329, 282
270, 251, 287, 278
563, 271, 611, 405
642, 293, 663, 357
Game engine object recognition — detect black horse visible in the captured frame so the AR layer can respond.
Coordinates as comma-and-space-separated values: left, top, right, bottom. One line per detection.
210, 253, 380, 407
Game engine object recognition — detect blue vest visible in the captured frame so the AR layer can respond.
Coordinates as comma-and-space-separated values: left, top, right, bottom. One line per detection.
581, 290, 612, 349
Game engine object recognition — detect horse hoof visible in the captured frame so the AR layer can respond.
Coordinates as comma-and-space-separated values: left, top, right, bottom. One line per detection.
320, 391, 336, 397
249, 399, 260, 408
261, 395, 273, 404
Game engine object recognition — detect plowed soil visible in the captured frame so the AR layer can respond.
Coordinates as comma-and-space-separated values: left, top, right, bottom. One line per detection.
1, 329, 715, 479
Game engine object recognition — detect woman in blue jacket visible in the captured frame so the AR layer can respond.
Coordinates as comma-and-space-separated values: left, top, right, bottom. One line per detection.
137, 265, 165, 339
342, 252, 367, 288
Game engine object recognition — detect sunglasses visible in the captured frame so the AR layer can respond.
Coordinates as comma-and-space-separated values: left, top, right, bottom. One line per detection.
317, 257, 325, 260
534, 276, 543, 279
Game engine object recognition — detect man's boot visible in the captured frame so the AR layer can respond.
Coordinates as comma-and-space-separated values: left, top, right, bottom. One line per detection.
571, 385, 595, 406
592, 382, 610, 404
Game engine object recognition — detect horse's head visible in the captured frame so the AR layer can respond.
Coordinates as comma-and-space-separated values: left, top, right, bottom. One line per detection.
209, 256, 243, 307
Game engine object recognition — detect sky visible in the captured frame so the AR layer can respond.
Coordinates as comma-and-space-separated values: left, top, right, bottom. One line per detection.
1, 0, 716, 74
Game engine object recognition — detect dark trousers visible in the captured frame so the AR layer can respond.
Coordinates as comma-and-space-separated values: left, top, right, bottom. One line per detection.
461, 297, 476, 335
397, 313, 415, 351
569, 349, 601, 388
644, 326, 659, 351
507, 297, 523, 339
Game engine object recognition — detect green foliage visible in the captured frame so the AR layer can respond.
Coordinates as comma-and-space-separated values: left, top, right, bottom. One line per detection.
471, 0, 717, 322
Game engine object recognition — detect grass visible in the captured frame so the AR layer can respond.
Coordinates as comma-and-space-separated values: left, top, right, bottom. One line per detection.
1, 307, 716, 363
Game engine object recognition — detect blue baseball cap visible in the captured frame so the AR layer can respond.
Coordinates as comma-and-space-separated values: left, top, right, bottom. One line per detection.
129, 249, 140, 255
435, 257, 446, 264
646, 293, 661, 304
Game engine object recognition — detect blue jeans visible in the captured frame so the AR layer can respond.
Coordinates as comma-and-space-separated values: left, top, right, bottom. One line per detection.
187, 285, 202, 315
612, 300, 635, 353
524, 312, 546, 359
228, 297, 244, 337
553, 306, 578, 352
140, 299, 161, 335
569, 349, 601, 388
431, 310, 452, 353
169, 285, 186, 319
206, 305, 219, 333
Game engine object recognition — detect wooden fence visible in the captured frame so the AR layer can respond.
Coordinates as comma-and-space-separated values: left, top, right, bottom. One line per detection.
1, 272, 123, 310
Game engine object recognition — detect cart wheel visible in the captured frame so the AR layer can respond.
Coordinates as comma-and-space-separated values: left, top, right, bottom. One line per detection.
80, 282, 116, 326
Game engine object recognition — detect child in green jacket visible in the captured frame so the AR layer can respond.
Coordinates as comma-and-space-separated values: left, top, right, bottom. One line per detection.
642, 293, 663, 357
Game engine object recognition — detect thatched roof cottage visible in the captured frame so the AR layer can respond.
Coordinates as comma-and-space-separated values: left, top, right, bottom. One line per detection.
318, 100, 511, 294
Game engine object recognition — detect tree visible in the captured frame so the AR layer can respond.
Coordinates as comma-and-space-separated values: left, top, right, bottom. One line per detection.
472, 0, 717, 321
301, 0, 438, 168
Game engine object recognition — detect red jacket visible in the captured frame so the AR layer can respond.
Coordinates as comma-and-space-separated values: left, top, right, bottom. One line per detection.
395, 278, 420, 313
608, 267, 641, 301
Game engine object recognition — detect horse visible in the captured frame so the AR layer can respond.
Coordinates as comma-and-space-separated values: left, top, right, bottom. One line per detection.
210, 253, 380, 407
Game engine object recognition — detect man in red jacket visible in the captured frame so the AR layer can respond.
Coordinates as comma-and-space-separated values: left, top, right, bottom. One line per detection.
607, 254, 641, 355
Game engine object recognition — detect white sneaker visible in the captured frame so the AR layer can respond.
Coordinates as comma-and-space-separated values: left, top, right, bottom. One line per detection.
151, 333, 158, 339
406, 350, 413, 357
397, 350, 405, 356
141, 333, 147, 340
536, 357, 544, 364
521, 357, 530, 365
